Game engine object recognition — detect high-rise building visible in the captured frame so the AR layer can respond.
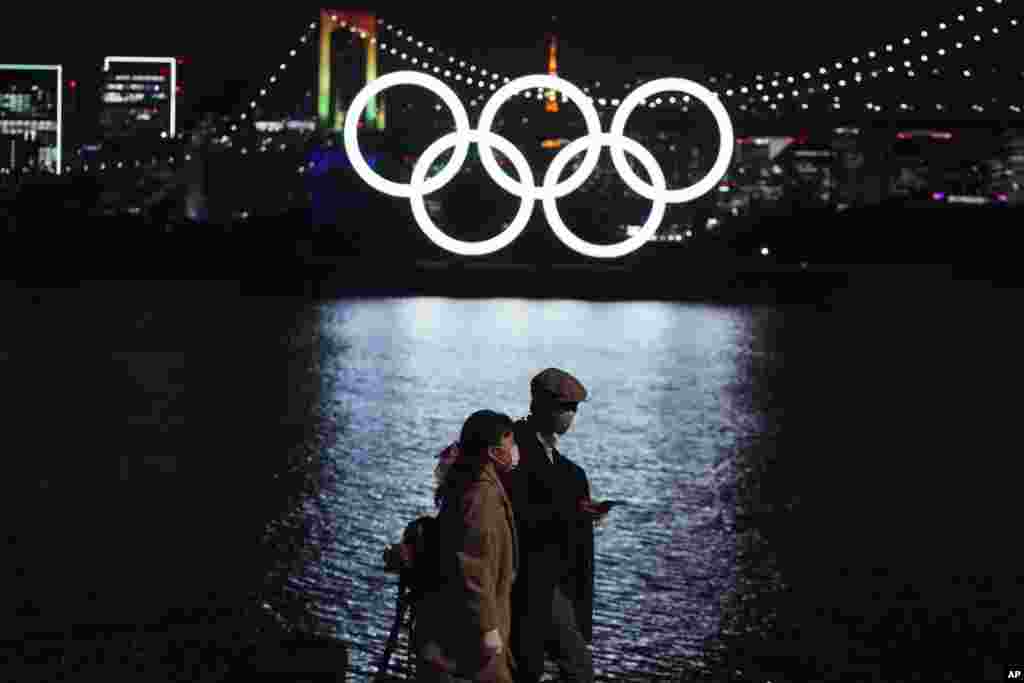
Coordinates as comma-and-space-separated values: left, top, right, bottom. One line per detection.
731, 136, 796, 209
0, 65, 62, 173
976, 130, 1023, 206
780, 144, 836, 208
830, 127, 866, 208
99, 57, 181, 140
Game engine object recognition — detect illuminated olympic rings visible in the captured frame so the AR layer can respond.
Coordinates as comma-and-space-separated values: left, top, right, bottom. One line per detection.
343, 71, 734, 258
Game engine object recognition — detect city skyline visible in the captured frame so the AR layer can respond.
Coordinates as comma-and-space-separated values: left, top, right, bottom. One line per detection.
2, 1, 1020, 217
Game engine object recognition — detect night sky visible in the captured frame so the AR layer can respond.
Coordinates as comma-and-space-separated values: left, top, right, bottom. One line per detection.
1, 1, 1016, 121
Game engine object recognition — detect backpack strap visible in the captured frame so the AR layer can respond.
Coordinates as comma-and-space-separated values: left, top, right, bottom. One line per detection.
375, 515, 439, 680
372, 573, 409, 681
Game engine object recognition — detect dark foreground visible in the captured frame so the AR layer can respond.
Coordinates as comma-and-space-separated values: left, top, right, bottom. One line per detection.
3, 205, 1023, 682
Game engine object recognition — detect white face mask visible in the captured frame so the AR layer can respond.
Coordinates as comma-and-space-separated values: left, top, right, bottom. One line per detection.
508, 443, 520, 469
552, 410, 575, 435
489, 443, 520, 472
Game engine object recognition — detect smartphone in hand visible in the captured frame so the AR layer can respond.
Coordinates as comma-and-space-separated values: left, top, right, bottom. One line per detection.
580, 499, 628, 516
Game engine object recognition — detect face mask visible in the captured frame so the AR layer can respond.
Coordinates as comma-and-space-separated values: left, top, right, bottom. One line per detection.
552, 410, 575, 435
489, 443, 520, 472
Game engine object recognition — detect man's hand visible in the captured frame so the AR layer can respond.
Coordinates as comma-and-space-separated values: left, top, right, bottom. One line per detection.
577, 497, 614, 518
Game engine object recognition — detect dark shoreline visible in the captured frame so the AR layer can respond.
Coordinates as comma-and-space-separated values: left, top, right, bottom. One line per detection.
1, 226, 1010, 308
3, 202, 1019, 301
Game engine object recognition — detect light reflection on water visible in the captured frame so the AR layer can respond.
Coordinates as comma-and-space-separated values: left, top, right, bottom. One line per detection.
10, 279, 1019, 681
299, 297, 761, 680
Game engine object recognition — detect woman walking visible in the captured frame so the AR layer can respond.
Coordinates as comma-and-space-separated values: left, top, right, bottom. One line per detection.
415, 410, 520, 683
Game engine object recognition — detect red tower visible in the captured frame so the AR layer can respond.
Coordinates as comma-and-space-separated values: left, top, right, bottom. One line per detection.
544, 29, 559, 113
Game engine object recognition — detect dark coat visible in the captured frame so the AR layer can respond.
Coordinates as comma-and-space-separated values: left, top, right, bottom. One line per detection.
414, 462, 519, 680
501, 417, 595, 678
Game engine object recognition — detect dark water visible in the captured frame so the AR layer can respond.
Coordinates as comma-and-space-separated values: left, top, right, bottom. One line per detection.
3, 276, 1021, 682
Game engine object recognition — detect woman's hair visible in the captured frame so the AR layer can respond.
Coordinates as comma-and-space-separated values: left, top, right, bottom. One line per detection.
434, 410, 514, 509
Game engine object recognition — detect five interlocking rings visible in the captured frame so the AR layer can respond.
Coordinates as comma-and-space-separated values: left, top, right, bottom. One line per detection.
343, 71, 734, 258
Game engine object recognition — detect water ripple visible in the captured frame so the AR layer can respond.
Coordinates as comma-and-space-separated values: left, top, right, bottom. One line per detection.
261, 299, 763, 680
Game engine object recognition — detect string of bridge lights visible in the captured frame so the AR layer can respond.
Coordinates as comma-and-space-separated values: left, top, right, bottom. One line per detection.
374, 18, 724, 112
212, 13, 628, 129
373, 19, 768, 105
144, 3, 1024, 157
214, 20, 322, 137
12, 156, 191, 179
374, 18, 629, 104
373, 2, 1016, 109
59, 151, 340, 180
732, 56, 1024, 115
248, 7, 1024, 129
719, 2, 1021, 108
374, 37, 1024, 119
217, 13, 517, 134
373, 23, 604, 112
650, 0, 1017, 101
582, 0, 1018, 101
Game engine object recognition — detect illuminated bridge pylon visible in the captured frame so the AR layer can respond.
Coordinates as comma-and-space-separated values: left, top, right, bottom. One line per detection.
319, 9, 384, 132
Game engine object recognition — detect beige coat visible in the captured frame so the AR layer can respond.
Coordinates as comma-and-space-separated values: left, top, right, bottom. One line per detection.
414, 462, 519, 681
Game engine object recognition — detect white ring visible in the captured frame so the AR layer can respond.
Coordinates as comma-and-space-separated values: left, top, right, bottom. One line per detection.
609, 78, 734, 203
343, 71, 471, 198
543, 134, 667, 259
409, 129, 536, 257
476, 75, 604, 201
344, 71, 735, 260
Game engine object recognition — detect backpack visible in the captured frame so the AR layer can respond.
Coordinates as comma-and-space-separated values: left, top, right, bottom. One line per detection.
388, 514, 442, 604
375, 514, 442, 681
376, 442, 457, 680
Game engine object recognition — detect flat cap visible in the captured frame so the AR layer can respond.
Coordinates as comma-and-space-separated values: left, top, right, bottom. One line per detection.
530, 368, 588, 403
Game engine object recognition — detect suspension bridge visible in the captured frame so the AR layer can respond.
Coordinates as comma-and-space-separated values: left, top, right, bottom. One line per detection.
2, 5, 1021, 242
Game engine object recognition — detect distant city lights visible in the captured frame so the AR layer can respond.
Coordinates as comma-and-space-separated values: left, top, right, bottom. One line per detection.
0, 63, 63, 174
10, 6, 1023, 186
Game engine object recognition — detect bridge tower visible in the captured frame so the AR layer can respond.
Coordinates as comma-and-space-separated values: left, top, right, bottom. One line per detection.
318, 9, 384, 133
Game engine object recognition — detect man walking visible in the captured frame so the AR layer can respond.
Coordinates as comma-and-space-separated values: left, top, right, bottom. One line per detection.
500, 368, 612, 683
